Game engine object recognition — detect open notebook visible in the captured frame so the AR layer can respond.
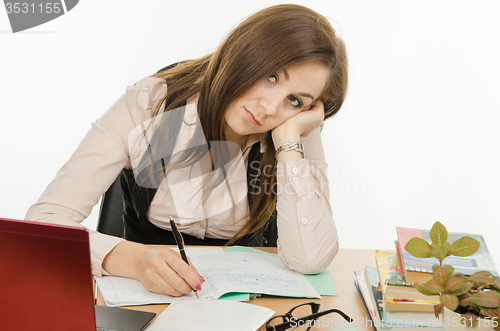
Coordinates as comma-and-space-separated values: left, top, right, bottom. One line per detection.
0, 217, 155, 331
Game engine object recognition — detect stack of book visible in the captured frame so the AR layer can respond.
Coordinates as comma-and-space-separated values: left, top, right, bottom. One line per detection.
354, 226, 499, 331
384, 252, 439, 312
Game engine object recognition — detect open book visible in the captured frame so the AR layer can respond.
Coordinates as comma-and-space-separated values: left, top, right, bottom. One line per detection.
96, 247, 326, 307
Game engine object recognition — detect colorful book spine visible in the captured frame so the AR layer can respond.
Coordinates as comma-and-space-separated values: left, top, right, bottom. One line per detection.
375, 250, 395, 296
365, 266, 384, 320
386, 298, 439, 305
354, 271, 379, 331
385, 251, 412, 287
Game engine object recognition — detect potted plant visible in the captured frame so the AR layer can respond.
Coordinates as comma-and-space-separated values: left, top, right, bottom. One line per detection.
405, 221, 500, 330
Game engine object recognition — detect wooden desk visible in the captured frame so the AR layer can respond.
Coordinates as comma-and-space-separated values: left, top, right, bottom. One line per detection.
96, 248, 377, 330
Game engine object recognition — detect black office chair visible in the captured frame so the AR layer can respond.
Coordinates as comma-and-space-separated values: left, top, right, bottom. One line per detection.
96, 175, 125, 238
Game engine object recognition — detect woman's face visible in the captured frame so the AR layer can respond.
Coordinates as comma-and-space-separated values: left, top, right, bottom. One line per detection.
224, 62, 329, 142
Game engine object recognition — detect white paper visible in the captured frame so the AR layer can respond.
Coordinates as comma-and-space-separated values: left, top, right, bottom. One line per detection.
96, 247, 320, 307
95, 248, 222, 306
95, 275, 212, 307
145, 300, 275, 331
194, 251, 320, 299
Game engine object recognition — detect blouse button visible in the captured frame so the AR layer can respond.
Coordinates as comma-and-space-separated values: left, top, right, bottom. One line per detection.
301, 218, 308, 225
292, 177, 298, 184
292, 167, 299, 174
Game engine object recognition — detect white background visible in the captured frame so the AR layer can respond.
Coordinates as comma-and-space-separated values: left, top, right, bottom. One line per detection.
1, 1, 499, 269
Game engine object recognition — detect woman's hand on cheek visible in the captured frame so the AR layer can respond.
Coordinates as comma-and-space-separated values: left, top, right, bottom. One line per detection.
272, 99, 325, 144
296, 99, 325, 135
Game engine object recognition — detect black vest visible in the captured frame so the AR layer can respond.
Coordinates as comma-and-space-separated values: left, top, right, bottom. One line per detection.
118, 64, 278, 247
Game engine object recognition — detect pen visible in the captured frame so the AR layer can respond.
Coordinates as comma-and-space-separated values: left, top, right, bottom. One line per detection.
169, 216, 199, 299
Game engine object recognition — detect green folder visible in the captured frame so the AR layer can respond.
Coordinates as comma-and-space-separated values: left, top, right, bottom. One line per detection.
224, 246, 338, 296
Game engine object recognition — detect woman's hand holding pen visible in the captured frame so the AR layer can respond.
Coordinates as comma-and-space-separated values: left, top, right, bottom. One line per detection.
138, 246, 204, 296
102, 241, 204, 296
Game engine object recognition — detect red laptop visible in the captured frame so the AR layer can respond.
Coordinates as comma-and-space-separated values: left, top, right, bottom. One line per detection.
0, 217, 155, 331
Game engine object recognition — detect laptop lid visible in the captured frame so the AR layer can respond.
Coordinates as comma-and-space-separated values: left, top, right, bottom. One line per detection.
0, 217, 155, 331
0, 217, 97, 330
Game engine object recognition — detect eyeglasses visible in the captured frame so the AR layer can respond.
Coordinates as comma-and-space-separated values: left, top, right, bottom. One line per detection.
265, 302, 353, 331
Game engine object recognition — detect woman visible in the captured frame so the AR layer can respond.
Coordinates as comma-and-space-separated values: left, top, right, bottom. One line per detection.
25, 4, 347, 297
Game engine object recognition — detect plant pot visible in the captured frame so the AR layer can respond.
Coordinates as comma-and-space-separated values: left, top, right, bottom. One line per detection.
442, 307, 497, 330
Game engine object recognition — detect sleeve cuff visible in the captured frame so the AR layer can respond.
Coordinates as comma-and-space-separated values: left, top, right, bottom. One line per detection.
89, 232, 125, 276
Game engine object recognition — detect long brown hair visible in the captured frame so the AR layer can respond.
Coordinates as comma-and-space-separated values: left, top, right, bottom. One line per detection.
148, 4, 348, 244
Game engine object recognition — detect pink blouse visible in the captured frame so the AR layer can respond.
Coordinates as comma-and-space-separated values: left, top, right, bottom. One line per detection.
25, 77, 339, 276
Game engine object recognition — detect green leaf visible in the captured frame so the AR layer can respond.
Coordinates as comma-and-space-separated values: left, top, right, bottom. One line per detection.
460, 295, 474, 307
431, 242, 450, 262
469, 291, 500, 308
414, 282, 437, 296
448, 282, 473, 297
405, 237, 432, 258
442, 265, 454, 278
449, 236, 480, 257
434, 303, 443, 318
430, 221, 448, 247
440, 293, 459, 311
433, 266, 449, 286
479, 308, 500, 319
492, 278, 500, 291
425, 279, 445, 295
446, 276, 466, 292
468, 271, 496, 286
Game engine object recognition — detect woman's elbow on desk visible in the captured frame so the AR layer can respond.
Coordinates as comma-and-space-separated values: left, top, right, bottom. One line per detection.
278, 236, 339, 275
276, 202, 340, 274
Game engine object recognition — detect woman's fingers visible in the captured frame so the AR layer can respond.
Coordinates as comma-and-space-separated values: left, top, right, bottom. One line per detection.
163, 250, 203, 293
139, 248, 203, 296
285, 99, 324, 136
305, 99, 325, 123
142, 268, 184, 296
